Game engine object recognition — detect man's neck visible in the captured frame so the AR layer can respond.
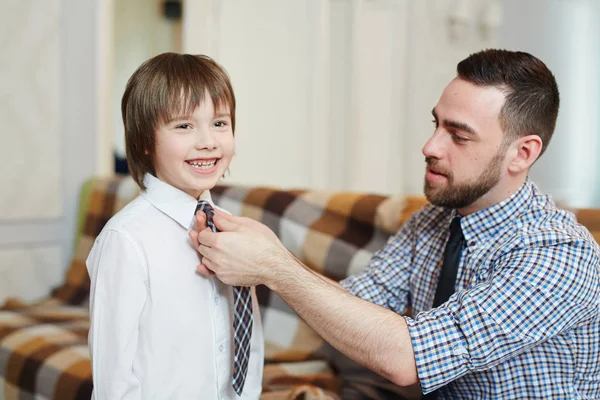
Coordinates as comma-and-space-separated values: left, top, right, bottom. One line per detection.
457, 174, 527, 216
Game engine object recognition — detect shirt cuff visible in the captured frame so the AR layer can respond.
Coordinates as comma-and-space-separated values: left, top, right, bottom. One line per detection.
405, 307, 472, 393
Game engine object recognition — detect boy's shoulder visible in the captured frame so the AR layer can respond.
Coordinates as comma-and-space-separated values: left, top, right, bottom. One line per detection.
101, 194, 157, 235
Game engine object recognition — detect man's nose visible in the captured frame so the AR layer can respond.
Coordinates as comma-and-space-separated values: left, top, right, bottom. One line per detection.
422, 131, 444, 160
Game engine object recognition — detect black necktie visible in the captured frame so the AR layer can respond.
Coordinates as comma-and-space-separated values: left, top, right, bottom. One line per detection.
424, 217, 465, 399
433, 216, 465, 307
195, 200, 253, 396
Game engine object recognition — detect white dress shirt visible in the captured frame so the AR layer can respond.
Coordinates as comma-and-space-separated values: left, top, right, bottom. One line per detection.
87, 173, 264, 399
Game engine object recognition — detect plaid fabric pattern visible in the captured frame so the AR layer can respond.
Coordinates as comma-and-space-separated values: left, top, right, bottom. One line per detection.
2, 174, 599, 399
196, 200, 253, 395
341, 178, 600, 399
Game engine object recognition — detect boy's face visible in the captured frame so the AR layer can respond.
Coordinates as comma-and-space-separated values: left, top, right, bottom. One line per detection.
153, 97, 234, 199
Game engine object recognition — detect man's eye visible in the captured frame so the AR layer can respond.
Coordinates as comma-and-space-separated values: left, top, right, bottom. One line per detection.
451, 132, 468, 143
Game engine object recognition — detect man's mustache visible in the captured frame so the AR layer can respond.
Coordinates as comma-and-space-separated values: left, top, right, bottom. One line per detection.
425, 158, 451, 177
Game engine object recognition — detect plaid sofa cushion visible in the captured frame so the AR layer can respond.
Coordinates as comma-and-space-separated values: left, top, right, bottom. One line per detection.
0, 175, 425, 399
3, 174, 598, 400
0, 301, 92, 399
210, 186, 425, 363
0, 176, 138, 400
52, 175, 140, 305
574, 208, 600, 244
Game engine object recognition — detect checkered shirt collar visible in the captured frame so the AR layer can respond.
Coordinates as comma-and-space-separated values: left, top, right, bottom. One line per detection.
459, 176, 535, 246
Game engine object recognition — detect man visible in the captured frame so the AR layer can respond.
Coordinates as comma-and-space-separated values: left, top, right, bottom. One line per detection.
190, 49, 600, 399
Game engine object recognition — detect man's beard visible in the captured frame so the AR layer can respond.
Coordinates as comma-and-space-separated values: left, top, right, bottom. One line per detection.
424, 150, 505, 209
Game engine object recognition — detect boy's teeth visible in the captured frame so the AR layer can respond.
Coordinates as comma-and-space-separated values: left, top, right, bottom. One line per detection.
188, 160, 216, 169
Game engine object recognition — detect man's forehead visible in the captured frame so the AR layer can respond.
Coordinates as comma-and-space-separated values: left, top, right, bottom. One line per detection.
441, 78, 505, 108
436, 79, 505, 121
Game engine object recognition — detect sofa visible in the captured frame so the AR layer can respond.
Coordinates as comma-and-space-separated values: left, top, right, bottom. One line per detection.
1, 175, 599, 400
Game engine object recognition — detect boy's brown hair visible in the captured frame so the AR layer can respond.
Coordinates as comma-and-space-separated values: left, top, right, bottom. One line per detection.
122, 53, 236, 189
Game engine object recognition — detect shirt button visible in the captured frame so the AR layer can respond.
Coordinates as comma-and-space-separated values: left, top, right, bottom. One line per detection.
219, 344, 225, 352
469, 241, 476, 247
214, 296, 219, 304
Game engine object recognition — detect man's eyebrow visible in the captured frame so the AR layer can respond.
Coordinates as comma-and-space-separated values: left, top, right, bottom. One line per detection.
431, 108, 477, 136
444, 119, 477, 135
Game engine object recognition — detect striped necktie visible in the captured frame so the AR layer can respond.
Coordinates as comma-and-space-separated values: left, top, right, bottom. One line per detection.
196, 200, 253, 396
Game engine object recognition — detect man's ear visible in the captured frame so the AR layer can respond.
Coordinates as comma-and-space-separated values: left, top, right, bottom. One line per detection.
507, 135, 543, 174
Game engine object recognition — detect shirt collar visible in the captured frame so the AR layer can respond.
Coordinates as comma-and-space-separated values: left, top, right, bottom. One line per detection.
140, 173, 214, 230
459, 176, 535, 246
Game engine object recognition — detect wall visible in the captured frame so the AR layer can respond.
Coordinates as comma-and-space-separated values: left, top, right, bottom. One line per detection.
183, 0, 598, 207
113, 0, 182, 159
183, 0, 409, 193
499, 0, 600, 207
182, 0, 498, 195
401, 0, 500, 195
0, 0, 106, 302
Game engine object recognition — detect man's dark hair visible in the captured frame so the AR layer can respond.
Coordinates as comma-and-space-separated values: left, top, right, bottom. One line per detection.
457, 49, 560, 156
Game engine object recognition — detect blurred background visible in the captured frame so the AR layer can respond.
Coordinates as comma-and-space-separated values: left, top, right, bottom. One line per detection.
1, 0, 599, 303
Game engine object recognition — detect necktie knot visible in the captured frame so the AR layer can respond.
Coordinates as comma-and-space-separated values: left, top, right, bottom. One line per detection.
448, 216, 464, 244
196, 200, 216, 230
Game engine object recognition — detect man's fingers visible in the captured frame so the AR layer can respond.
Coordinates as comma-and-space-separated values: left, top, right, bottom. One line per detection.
197, 227, 218, 247
213, 212, 242, 233
194, 211, 206, 231
196, 263, 214, 276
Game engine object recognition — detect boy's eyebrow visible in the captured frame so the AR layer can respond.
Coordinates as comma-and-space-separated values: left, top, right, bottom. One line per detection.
165, 115, 191, 122
165, 113, 232, 122
431, 108, 478, 136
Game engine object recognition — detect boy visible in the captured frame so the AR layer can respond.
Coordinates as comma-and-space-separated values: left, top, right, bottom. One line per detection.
87, 53, 264, 399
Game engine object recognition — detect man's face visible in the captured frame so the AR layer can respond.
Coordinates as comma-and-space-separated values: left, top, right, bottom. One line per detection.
422, 78, 508, 211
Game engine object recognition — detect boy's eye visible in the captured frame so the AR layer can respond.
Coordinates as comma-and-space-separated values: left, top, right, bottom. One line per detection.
431, 119, 438, 128
214, 121, 228, 128
176, 123, 192, 129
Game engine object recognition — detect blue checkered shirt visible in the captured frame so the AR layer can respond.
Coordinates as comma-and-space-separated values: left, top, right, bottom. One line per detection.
341, 178, 600, 399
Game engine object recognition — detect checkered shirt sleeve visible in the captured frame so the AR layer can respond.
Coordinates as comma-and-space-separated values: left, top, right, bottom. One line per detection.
340, 211, 418, 315
406, 236, 600, 393
340, 179, 600, 398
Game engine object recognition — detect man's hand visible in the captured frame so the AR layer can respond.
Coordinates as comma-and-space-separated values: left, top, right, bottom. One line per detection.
189, 210, 293, 287
189, 209, 419, 387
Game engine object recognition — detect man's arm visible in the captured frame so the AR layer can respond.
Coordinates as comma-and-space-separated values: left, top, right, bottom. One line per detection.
272, 250, 417, 386
191, 211, 418, 386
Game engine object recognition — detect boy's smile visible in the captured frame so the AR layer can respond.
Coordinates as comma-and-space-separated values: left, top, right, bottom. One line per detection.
186, 158, 219, 173
153, 94, 234, 199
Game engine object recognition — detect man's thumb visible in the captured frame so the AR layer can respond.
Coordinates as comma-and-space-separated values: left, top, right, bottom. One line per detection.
213, 213, 240, 232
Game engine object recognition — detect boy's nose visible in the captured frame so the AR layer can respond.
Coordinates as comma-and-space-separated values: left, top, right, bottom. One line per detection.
195, 129, 217, 149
